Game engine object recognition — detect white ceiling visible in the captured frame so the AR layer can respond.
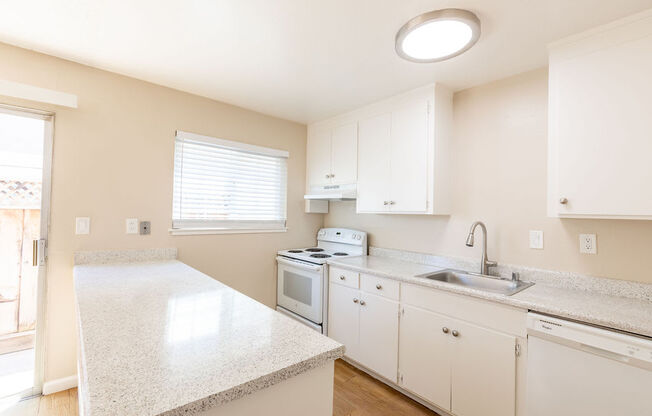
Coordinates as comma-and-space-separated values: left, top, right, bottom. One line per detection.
1, 0, 652, 123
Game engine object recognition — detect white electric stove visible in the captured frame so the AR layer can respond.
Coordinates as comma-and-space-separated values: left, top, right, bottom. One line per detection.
276, 228, 367, 334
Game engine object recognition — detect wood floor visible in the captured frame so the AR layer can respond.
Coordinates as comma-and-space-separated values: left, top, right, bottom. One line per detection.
2, 360, 437, 416
334, 359, 440, 416
1, 388, 78, 416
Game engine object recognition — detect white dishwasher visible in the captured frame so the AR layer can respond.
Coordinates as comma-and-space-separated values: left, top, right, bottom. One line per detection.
526, 312, 652, 416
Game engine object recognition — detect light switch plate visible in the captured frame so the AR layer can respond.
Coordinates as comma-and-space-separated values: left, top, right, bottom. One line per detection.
126, 218, 139, 234
579, 234, 597, 254
529, 230, 544, 249
75, 217, 90, 235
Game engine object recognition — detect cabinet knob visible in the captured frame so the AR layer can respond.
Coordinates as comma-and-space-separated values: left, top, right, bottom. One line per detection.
389, 201, 396, 205
442, 327, 449, 334
452, 330, 459, 337
331, 174, 335, 178
383, 201, 389, 206
360, 300, 366, 306
325, 174, 330, 179
339, 275, 346, 280
559, 197, 568, 204
353, 298, 359, 303
376, 284, 382, 290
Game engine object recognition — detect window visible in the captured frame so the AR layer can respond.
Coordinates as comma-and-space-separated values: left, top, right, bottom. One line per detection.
171, 130, 288, 234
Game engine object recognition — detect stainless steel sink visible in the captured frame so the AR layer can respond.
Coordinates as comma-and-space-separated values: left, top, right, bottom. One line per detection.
416, 269, 534, 296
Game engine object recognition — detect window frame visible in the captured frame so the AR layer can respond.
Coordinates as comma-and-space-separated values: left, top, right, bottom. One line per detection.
169, 130, 289, 235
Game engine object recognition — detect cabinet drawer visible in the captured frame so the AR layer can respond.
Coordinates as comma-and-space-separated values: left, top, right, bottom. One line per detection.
360, 274, 399, 300
330, 267, 359, 288
401, 283, 527, 337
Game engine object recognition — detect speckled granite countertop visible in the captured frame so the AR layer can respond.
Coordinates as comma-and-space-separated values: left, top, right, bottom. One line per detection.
73, 260, 343, 416
328, 256, 652, 338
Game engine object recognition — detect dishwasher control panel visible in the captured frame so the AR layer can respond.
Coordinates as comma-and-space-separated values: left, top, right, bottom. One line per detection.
527, 313, 652, 364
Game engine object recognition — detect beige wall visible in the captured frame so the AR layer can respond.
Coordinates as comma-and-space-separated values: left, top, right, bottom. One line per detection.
0, 42, 322, 382
325, 68, 652, 285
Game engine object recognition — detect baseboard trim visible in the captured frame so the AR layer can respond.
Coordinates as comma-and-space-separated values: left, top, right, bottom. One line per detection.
42, 375, 78, 395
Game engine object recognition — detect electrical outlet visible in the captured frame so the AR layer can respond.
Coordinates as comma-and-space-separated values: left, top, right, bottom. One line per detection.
75, 217, 90, 235
529, 230, 544, 249
139, 221, 151, 235
126, 218, 139, 234
579, 234, 597, 254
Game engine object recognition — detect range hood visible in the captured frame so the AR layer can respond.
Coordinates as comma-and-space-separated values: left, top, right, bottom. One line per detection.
304, 183, 356, 201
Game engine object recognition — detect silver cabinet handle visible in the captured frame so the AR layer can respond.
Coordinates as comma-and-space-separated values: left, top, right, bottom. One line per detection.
340, 275, 346, 280
331, 174, 335, 178
442, 327, 449, 334
353, 298, 359, 303
389, 201, 396, 205
559, 197, 568, 204
452, 330, 459, 337
325, 174, 330, 179
383, 201, 389, 205
360, 300, 366, 306
375, 284, 382, 290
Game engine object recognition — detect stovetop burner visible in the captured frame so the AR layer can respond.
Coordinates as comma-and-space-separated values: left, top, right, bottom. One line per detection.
287, 249, 303, 253
332, 252, 348, 256
305, 248, 324, 252
310, 253, 331, 258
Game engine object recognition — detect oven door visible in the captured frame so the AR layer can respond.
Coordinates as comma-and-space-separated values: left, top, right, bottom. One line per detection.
276, 256, 323, 324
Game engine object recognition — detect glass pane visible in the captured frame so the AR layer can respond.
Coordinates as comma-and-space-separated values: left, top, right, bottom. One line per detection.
283, 271, 312, 306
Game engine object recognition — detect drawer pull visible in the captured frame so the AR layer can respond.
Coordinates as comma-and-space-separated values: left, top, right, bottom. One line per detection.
360, 300, 366, 306
442, 327, 449, 334
339, 275, 346, 280
376, 284, 382, 290
452, 330, 460, 337
353, 298, 359, 303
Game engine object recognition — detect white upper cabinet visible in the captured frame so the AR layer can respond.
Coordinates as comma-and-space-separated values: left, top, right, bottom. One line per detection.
307, 129, 332, 186
330, 123, 358, 185
357, 113, 391, 212
306, 83, 452, 215
306, 121, 357, 188
357, 84, 452, 214
548, 9, 652, 219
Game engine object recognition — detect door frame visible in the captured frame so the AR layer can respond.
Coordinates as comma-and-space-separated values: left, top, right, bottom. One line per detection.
0, 103, 54, 397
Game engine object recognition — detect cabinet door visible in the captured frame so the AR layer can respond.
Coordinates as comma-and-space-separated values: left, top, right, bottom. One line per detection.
328, 283, 360, 361
357, 113, 391, 212
389, 101, 428, 212
306, 129, 332, 187
398, 305, 451, 411
358, 293, 399, 382
451, 319, 516, 416
550, 18, 652, 217
330, 122, 358, 185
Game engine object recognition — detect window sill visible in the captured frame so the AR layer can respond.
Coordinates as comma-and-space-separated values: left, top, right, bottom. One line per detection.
168, 227, 288, 236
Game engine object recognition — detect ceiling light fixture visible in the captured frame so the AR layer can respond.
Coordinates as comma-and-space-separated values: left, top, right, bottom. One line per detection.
395, 8, 481, 63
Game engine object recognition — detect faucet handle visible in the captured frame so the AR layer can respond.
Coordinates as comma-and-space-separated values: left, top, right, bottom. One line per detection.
511, 272, 520, 282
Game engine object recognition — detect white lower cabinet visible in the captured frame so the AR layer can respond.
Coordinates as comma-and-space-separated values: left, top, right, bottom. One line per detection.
358, 292, 399, 381
328, 283, 361, 361
399, 304, 517, 416
328, 280, 399, 382
450, 319, 516, 416
329, 272, 522, 416
398, 305, 451, 410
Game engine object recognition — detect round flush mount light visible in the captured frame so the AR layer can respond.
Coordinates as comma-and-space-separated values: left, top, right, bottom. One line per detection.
395, 8, 481, 63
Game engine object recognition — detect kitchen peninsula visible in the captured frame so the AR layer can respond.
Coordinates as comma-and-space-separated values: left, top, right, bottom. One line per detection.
73, 249, 343, 416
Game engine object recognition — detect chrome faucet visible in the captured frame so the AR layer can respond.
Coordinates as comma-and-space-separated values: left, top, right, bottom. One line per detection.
465, 221, 497, 275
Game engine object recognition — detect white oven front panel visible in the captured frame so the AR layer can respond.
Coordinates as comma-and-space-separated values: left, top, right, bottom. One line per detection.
276, 257, 323, 324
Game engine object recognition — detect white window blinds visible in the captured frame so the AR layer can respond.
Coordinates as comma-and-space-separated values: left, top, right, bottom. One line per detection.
172, 131, 288, 231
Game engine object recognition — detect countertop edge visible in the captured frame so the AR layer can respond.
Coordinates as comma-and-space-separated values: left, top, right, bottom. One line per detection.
159, 345, 345, 416
327, 258, 652, 338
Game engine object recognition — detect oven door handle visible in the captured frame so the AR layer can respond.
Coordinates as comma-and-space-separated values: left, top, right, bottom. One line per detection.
276, 256, 322, 272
